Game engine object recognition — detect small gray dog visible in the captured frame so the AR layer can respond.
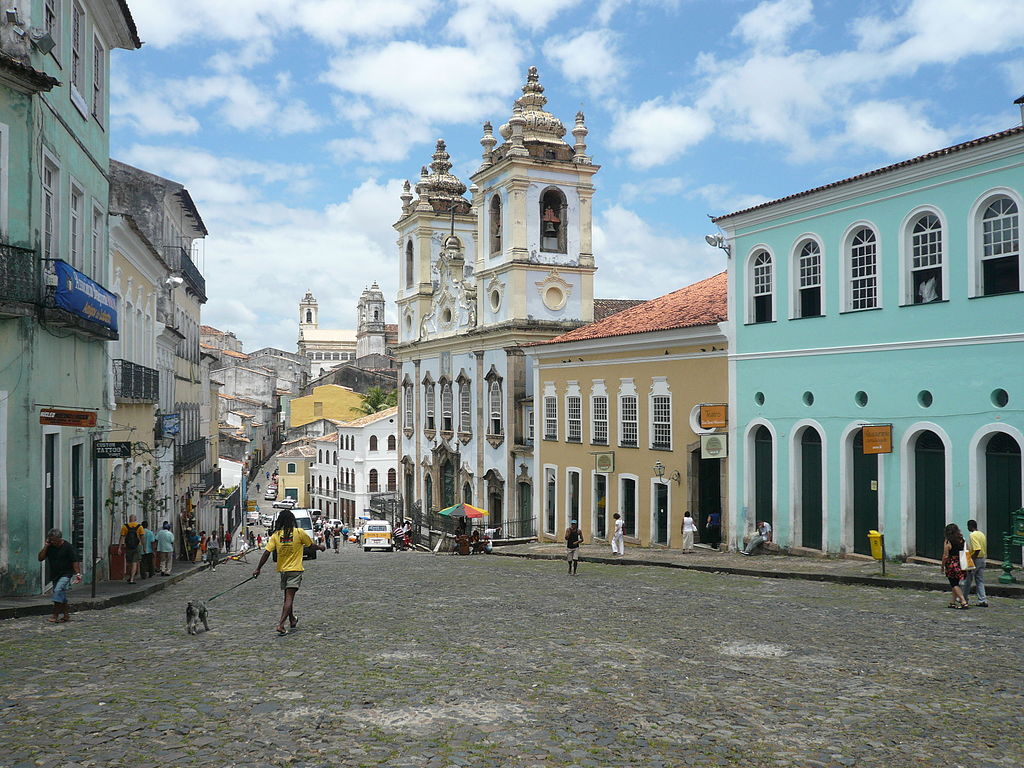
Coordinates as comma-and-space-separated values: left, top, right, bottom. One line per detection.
185, 598, 209, 634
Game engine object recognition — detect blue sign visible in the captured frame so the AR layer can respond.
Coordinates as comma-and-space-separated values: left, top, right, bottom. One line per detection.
54, 260, 118, 332
162, 413, 181, 436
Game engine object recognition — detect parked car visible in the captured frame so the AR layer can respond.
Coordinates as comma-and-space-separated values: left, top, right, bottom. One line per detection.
259, 514, 274, 527
272, 498, 297, 509
246, 511, 259, 524
264, 490, 277, 501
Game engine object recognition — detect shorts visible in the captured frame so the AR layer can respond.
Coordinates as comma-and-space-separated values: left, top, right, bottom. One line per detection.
124, 547, 141, 563
280, 571, 303, 590
566, 548, 580, 561
52, 575, 73, 604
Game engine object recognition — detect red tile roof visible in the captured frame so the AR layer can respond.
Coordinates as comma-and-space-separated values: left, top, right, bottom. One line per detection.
536, 272, 727, 345
594, 298, 646, 320
714, 125, 1024, 222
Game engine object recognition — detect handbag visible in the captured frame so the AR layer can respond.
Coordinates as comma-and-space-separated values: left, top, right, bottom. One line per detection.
959, 547, 974, 571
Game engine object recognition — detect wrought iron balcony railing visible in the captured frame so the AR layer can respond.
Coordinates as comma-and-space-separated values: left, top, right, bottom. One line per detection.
179, 247, 206, 301
174, 438, 206, 472
113, 359, 159, 402
0, 243, 40, 316
201, 467, 221, 493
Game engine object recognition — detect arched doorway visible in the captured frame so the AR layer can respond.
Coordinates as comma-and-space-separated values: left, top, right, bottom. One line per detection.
914, 431, 946, 560
800, 428, 823, 550
851, 429, 878, 555
986, 432, 1022, 564
753, 426, 773, 529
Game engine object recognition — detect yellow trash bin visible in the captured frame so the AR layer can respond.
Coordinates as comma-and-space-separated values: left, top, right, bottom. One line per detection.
867, 530, 884, 560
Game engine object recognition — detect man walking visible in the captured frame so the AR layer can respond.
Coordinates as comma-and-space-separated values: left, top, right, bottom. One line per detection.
118, 514, 145, 584
38, 528, 81, 623
140, 521, 156, 579
565, 519, 583, 575
961, 519, 989, 607
610, 512, 625, 555
253, 509, 325, 635
156, 522, 175, 576
207, 532, 221, 572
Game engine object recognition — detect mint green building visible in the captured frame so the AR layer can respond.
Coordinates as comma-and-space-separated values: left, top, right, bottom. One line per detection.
716, 120, 1024, 563
0, 2, 139, 595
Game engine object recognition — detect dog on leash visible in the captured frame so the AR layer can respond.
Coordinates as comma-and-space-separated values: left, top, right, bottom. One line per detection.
185, 598, 209, 634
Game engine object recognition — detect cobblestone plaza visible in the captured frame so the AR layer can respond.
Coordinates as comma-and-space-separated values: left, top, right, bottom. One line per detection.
1, 549, 1020, 768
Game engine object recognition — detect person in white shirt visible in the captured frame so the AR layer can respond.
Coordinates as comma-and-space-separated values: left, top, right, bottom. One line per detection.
682, 512, 697, 553
611, 513, 625, 556
741, 521, 772, 555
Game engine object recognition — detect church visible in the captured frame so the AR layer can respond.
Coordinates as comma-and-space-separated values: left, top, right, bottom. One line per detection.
395, 66, 602, 532
296, 289, 358, 377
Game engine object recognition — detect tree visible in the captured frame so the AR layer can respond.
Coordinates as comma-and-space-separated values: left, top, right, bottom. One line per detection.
353, 385, 397, 416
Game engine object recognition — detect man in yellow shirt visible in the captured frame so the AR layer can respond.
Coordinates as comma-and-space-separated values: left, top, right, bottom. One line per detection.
960, 519, 989, 607
253, 509, 325, 634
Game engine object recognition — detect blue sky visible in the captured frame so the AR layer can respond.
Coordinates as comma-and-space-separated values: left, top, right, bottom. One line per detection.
110, 0, 1024, 351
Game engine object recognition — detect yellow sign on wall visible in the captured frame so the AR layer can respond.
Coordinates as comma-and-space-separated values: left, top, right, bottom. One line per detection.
862, 425, 893, 454
699, 404, 728, 429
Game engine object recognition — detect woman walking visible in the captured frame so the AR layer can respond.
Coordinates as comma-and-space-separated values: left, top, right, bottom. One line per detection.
682, 512, 697, 553
942, 523, 970, 609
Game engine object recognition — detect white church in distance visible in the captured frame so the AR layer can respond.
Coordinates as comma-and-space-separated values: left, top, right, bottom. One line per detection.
395, 66, 599, 531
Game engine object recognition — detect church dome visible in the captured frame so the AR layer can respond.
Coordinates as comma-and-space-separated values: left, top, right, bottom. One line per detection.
499, 66, 567, 146
414, 139, 471, 214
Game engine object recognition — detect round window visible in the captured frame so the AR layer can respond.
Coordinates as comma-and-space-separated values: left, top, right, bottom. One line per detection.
754, 391, 765, 406
802, 391, 814, 406
442, 308, 453, 325
855, 391, 868, 407
992, 388, 1009, 408
918, 390, 933, 408
490, 290, 501, 311
543, 286, 565, 310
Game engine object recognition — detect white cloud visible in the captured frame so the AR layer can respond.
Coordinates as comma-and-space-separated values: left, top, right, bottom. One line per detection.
842, 101, 953, 158
327, 115, 435, 165
688, 184, 772, 216
594, 205, 724, 299
544, 29, 624, 95
733, 0, 813, 51
619, 177, 687, 203
110, 71, 200, 135
610, 99, 714, 168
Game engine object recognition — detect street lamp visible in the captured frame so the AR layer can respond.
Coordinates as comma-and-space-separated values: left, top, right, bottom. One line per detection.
704, 233, 731, 258
652, 462, 681, 484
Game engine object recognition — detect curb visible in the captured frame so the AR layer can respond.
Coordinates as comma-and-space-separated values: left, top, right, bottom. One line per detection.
0, 562, 209, 621
492, 551, 1024, 598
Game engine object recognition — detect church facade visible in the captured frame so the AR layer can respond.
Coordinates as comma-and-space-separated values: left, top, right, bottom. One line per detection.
395, 67, 598, 532
297, 290, 357, 377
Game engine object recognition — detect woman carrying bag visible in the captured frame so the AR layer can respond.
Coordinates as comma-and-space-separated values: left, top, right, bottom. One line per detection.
941, 523, 972, 610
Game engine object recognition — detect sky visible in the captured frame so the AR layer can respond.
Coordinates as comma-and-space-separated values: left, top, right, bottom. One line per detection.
110, 0, 1024, 352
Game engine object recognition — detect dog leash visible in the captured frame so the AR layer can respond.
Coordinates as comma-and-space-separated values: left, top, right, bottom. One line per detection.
207, 575, 257, 602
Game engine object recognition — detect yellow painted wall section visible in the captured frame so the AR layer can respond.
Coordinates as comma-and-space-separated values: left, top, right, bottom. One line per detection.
277, 457, 310, 507
289, 385, 364, 428
535, 344, 728, 550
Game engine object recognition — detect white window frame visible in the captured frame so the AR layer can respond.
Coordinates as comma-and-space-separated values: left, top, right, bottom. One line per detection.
543, 393, 557, 441
544, 465, 557, 534
70, 1, 89, 117
565, 468, 581, 530
566, 382, 581, 443
440, 381, 453, 432
524, 405, 534, 443
458, 380, 471, 434
69, 180, 84, 272
488, 379, 503, 436
591, 382, 608, 446
747, 246, 774, 323
423, 380, 435, 431
619, 473, 638, 538
971, 191, 1022, 297
900, 208, 946, 305
790, 236, 823, 319
42, 153, 60, 261
844, 224, 880, 311
90, 202, 103, 278
618, 378, 638, 448
649, 377, 671, 451
92, 32, 105, 125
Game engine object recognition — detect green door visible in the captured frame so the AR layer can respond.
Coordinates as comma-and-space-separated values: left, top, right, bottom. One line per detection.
441, 460, 455, 508
800, 429, 823, 549
986, 433, 1022, 564
697, 453, 722, 542
852, 430, 878, 555
914, 431, 946, 560
754, 426, 773, 527
654, 483, 668, 544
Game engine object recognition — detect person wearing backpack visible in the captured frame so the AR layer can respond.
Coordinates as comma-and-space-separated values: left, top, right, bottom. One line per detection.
118, 514, 145, 585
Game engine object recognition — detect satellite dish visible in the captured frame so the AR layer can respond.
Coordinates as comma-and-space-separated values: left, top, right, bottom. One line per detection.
704, 234, 719, 247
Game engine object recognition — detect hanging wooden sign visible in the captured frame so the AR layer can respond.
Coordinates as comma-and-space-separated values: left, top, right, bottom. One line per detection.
699, 404, 727, 429
862, 425, 893, 454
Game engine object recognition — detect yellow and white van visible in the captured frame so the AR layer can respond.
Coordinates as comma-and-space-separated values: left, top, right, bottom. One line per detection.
362, 520, 393, 552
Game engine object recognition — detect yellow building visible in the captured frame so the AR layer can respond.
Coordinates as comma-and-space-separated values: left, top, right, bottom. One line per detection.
289, 384, 365, 428
276, 441, 315, 507
526, 273, 729, 550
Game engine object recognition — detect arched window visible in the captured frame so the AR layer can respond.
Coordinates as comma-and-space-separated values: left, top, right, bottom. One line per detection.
405, 241, 414, 289
489, 195, 502, 254
440, 381, 453, 432
459, 381, 472, 434
387, 468, 396, 492
403, 384, 414, 430
979, 197, 1019, 296
795, 240, 822, 318
424, 381, 436, 431
910, 213, 942, 303
488, 380, 502, 435
848, 227, 878, 310
305, 310, 312, 323
387, 434, 396, 450
750, 250, 773, 323
318, 449, 323, 463
463, 481, 473, 505
373, 309, 379, 321
369, 469, 378, 492
369, 435, 378, 451
539, 188, 567, 253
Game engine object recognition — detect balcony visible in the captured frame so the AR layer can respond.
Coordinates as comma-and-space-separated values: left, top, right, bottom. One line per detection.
0, 243, 40, 318
201, 467, 221, 493
179, 247, 206, 302
174, 438, 206, 472
113, 359, 159, 403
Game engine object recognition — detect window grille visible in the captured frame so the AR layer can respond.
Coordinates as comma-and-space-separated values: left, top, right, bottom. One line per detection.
652, 395, 671, 449
592, 395, 608, 444
567, 395, 582, 442
981, 198, 1020, 296
544, 396, 557, 440
620, 395, 638, 447
849, 228, 878, 310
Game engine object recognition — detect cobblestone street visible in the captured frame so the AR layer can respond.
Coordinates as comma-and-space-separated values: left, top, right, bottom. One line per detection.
1, 547, 1021, 768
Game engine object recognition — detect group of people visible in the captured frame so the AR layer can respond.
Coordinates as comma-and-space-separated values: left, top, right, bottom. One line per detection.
117, 515, 177, 582
942, 520, 989, 609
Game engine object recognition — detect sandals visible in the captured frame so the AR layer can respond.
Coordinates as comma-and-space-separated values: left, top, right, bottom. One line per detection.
948, 602, 970, 610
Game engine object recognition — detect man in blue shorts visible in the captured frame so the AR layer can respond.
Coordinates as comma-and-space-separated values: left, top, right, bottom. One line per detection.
38, 528, 82, 623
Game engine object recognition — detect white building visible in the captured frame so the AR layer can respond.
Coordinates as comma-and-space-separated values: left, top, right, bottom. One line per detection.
395, 66, 598, 533
298, 290, 357, 377
309, 407, 399, 525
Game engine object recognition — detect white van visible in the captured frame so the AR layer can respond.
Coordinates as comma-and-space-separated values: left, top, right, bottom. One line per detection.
362, 520, 393, 552
272, 508, 318, 559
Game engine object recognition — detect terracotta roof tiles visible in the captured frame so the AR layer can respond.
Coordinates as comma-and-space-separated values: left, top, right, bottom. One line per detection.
536, 272, 727, 345
594, 298, 646, 320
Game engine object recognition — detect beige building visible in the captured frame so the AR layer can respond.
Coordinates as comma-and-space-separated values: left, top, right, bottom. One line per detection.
276, 440, 315, 508
526, 273, 729, 549
298, 290, 357, 377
